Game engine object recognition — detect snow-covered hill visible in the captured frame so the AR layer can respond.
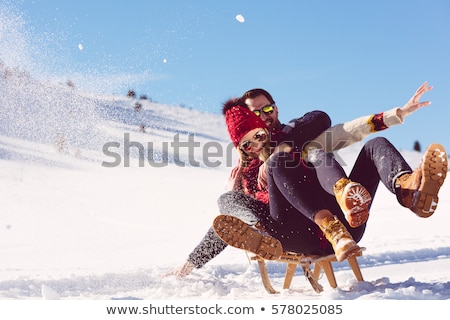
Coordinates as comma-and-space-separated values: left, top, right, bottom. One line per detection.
1, 62, 450, 301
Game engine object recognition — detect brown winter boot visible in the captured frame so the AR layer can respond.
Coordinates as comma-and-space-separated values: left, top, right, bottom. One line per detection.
319, 215, 361, 262
395, 143, 448, 218
213, 215, 283, 260
334, 178, 372, 228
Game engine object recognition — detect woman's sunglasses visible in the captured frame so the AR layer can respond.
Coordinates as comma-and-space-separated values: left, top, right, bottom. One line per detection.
252, 104, 274, 117
240, 130, 268, 152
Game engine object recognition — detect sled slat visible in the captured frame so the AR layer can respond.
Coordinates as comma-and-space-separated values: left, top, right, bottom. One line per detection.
251, 248, 365, 294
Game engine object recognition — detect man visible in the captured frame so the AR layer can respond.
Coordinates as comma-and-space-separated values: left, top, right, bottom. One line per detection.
166, 82, 445, 278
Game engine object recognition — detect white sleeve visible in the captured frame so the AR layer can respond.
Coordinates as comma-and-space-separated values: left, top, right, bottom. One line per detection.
304, 107, 404, 152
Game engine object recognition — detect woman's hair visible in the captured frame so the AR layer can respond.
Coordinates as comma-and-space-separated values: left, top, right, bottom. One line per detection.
237, 128, 272, 166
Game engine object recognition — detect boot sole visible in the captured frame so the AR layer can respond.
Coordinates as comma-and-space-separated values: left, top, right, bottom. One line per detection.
213, 215, 283, 260
415, 143, 448, 217
341, 183, 372, 228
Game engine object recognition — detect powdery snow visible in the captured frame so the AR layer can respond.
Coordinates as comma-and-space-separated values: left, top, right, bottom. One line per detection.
0, 2, 449, 303
0, 66, 449, 301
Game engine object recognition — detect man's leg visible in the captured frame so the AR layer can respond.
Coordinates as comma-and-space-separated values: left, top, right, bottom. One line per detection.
217, 191, 268, 225
348, 137, 411, 199
349, 137, 447, 217
187, 227, 228, 269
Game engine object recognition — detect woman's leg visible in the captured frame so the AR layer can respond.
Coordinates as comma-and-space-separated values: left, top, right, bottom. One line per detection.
267, 152, 328, 222
266, 151, 360, 260
306, 148, 348, 195
307, 148, 372, 228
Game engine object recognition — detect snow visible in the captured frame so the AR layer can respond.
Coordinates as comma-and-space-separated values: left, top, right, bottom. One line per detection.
236, 14, 245, 23
1, 65, 449, 302
0, 2, 449, 304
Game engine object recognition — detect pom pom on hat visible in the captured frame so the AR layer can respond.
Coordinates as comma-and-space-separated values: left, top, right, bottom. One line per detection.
222, 97, 244, 115
222, 98, 267, 146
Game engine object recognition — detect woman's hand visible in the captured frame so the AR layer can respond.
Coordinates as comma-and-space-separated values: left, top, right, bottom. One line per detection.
257, 161, 268, 189
227, 161, 245, 191
162, 261, 195, 279
257, 142, 293, 189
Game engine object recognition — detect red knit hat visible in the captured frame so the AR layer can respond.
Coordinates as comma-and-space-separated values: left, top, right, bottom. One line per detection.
222, 98, 268, 147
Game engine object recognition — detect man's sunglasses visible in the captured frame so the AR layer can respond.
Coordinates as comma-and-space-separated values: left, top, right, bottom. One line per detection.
252, 104, 274, 117
240, 130, 268, 152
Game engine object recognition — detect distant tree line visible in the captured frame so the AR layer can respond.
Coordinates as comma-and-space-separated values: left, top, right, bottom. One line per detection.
127, 89, 151, 102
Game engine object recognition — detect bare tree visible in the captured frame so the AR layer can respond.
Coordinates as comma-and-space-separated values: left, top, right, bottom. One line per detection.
127, 89, 136, 98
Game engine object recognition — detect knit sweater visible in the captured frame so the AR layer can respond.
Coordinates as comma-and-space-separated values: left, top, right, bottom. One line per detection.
304, 107, 403, 153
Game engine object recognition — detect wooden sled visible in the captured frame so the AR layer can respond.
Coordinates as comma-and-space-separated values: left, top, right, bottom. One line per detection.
251, 247, 365, 294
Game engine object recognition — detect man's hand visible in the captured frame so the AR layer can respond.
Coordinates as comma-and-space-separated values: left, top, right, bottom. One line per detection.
397, 81, 433, 119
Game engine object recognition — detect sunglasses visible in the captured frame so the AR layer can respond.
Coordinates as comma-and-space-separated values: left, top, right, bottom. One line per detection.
240, 130, 268, 152
252, 104, 274, 117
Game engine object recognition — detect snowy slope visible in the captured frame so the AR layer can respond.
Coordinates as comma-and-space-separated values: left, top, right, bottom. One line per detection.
1, 65, 450, 301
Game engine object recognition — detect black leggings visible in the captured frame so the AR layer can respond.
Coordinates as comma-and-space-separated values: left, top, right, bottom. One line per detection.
189, 137, 412, 266
261, 137, 412, 255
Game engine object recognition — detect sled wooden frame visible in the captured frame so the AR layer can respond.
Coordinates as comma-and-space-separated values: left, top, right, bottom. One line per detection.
251, 247, 366, 294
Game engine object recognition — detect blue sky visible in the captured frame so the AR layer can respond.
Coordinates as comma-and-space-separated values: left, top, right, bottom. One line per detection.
6, 0, 450, 151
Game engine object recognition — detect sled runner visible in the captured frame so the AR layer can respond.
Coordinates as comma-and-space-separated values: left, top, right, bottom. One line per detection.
251, 247, 365, 294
